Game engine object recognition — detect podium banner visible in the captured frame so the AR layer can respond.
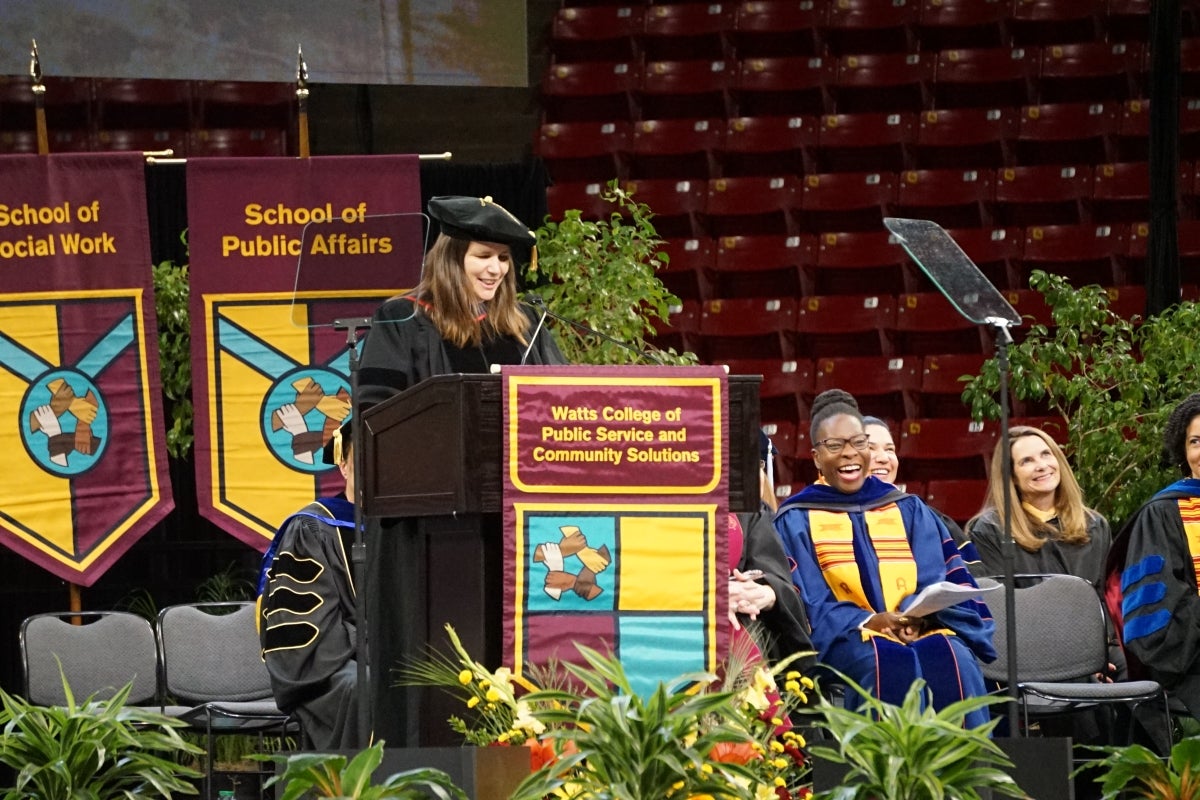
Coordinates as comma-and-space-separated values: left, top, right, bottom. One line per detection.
0, 153, 173, 585
502, 365, 729, 694
187, 156, 422, 550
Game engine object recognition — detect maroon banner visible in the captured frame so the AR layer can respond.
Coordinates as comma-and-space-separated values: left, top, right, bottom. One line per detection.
187, 156, 422, 550
0, 153, 173, 586
502, 365, 729, 694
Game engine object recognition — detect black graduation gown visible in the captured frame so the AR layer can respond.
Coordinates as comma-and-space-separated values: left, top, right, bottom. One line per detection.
358, 298, 567, 408
735, 508, 814, 667
967, 506, 1112, 588
258, 497, 358, 749
1112, 482, 1200, 717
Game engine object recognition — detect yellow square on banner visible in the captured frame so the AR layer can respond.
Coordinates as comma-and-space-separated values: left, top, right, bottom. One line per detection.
619, 515, 706, 612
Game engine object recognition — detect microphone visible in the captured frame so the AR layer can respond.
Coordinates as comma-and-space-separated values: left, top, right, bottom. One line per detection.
520, 295, 551, 365
522, 293, 665, 365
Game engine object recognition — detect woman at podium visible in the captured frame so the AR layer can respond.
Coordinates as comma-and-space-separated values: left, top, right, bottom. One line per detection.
358, 195, 565, 406
774, 389, 996, 727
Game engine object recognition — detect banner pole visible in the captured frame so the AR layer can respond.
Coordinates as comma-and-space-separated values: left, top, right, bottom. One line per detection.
296, 45, 310, 159
30, 40, 49, 156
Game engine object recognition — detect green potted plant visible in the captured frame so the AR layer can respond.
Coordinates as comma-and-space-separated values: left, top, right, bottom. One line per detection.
262, 740, 469, 800
528, 179, 698, 366
804, 676, 1023, 800
1074, 735, 1200, 799
962, 270, 1200, 526
0, 674, 203, 799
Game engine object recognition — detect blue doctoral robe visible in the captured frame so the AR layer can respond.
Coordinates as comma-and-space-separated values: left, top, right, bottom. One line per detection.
774, 477, 996, 727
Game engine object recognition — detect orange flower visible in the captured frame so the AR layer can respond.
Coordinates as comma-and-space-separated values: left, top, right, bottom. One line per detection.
707, 740, 760, 766
525, 737, 557, 771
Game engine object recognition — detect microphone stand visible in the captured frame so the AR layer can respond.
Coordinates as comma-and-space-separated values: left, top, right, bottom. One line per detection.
333, 316, 374, 746
988, 316, 1020, 729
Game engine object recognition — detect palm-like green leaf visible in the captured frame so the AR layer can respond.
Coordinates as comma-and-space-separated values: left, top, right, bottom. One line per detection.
263, 741, 469, 800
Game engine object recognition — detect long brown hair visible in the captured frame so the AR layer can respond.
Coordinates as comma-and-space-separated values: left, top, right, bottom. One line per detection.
412, 235, 530, 348
978, 425, 1094, 551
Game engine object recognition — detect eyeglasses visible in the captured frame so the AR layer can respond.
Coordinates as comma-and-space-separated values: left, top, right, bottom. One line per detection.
814, 433, 870, 454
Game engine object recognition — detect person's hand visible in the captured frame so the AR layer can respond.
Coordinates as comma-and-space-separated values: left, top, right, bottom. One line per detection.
864, 611, 927, 643
728, 570, 777, 629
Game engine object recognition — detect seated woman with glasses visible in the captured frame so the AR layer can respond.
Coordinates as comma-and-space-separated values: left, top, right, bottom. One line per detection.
773, 389, 997, 727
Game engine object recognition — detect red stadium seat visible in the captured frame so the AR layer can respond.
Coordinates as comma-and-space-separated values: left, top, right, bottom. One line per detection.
919, 352, 989, 417
1183, 36, 1200, 99
933, 46, 1039, 109
718, 114, 815, 176
1104, 0, 1152, 42
732, 0, 827, 57
704, 175, 799, 237
814, 354, 921, 422
893, 168, 995, 230
792, 293, 897, 358
1115, 98, 1150, 161
648, 298, 703, 356
733, 56, 836, 117
627, 117, 722, 179
0, 75, 92, 133
550, 5, 643, 62
656, 236, 716, 301
94, 78, 193, 130
546, 181, 612, 221
540, 61, 640, 122
1037, 41, 1145, 105
821, 0, 918, 55
1008, 0, 1103, 46
1018, 223, 1129, 288
1014, 101, 1119, 166
892, 291, 989, 355
1100, 283, 1147, 321
723, 357, 814, 422
1002, 288, 1054, 331
812, 111, 917, 173
535, 120, 630, 184
1089, 160, 1154, 225
924, 479, 988, 525
639, 3, 737, 60
622, 178, 709, 238
713, 233, 816, 298
913, 106, 1017, 169
93, 128, 189, 156
189, 128, 287, 157
1179, 219, 1200, 287
797, 170, 897, 233
637, 59, 735, 120
991, 163, 1093, 228
914, 0, 1009, 51
0, 130, 39, 153
812, 229, 912, 295
832, 52, 935, 114
194, 80, 294, 130
897, 417, 998, 481
699, 296, 798, 360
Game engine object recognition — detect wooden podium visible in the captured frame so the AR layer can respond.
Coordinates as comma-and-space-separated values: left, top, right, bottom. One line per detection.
359, 371, 761, 747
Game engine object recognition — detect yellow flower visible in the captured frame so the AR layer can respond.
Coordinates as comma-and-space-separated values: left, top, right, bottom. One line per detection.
784, 680, 801, 693
772, 757, 788, 769
457, 669, 473, 685
770, 717, 783, 727
497, 731, 511, 743
466, 696, 480, 709
486, 687, 502, 703
800, 676, 815, 690
773, 777, 786, 788
769, 740, 785, 753
785, 671, 801, 681
700, 763, 714, 775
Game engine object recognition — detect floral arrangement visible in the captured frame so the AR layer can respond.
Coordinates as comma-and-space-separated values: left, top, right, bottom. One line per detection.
400, 624, 815, 800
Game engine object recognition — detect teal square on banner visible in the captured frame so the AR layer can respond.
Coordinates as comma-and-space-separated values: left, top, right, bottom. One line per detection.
525, 514, 617, 613
618, 615, 706, 696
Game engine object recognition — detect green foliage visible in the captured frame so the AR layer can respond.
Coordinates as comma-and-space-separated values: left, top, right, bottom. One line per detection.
1075, 735, 1200, 799
195, 561, 256, 604
0, 672, 202, 800
961, 270, 1200, 526
528, 179, 698, 366
507, 645, 763, 800
805, 676, 1020, 800
152, 231, 193, 458
262, 740, 468, 800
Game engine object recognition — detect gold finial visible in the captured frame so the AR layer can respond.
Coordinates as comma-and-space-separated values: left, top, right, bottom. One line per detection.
296, 44, 309, 100
30, 39, 44, 93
